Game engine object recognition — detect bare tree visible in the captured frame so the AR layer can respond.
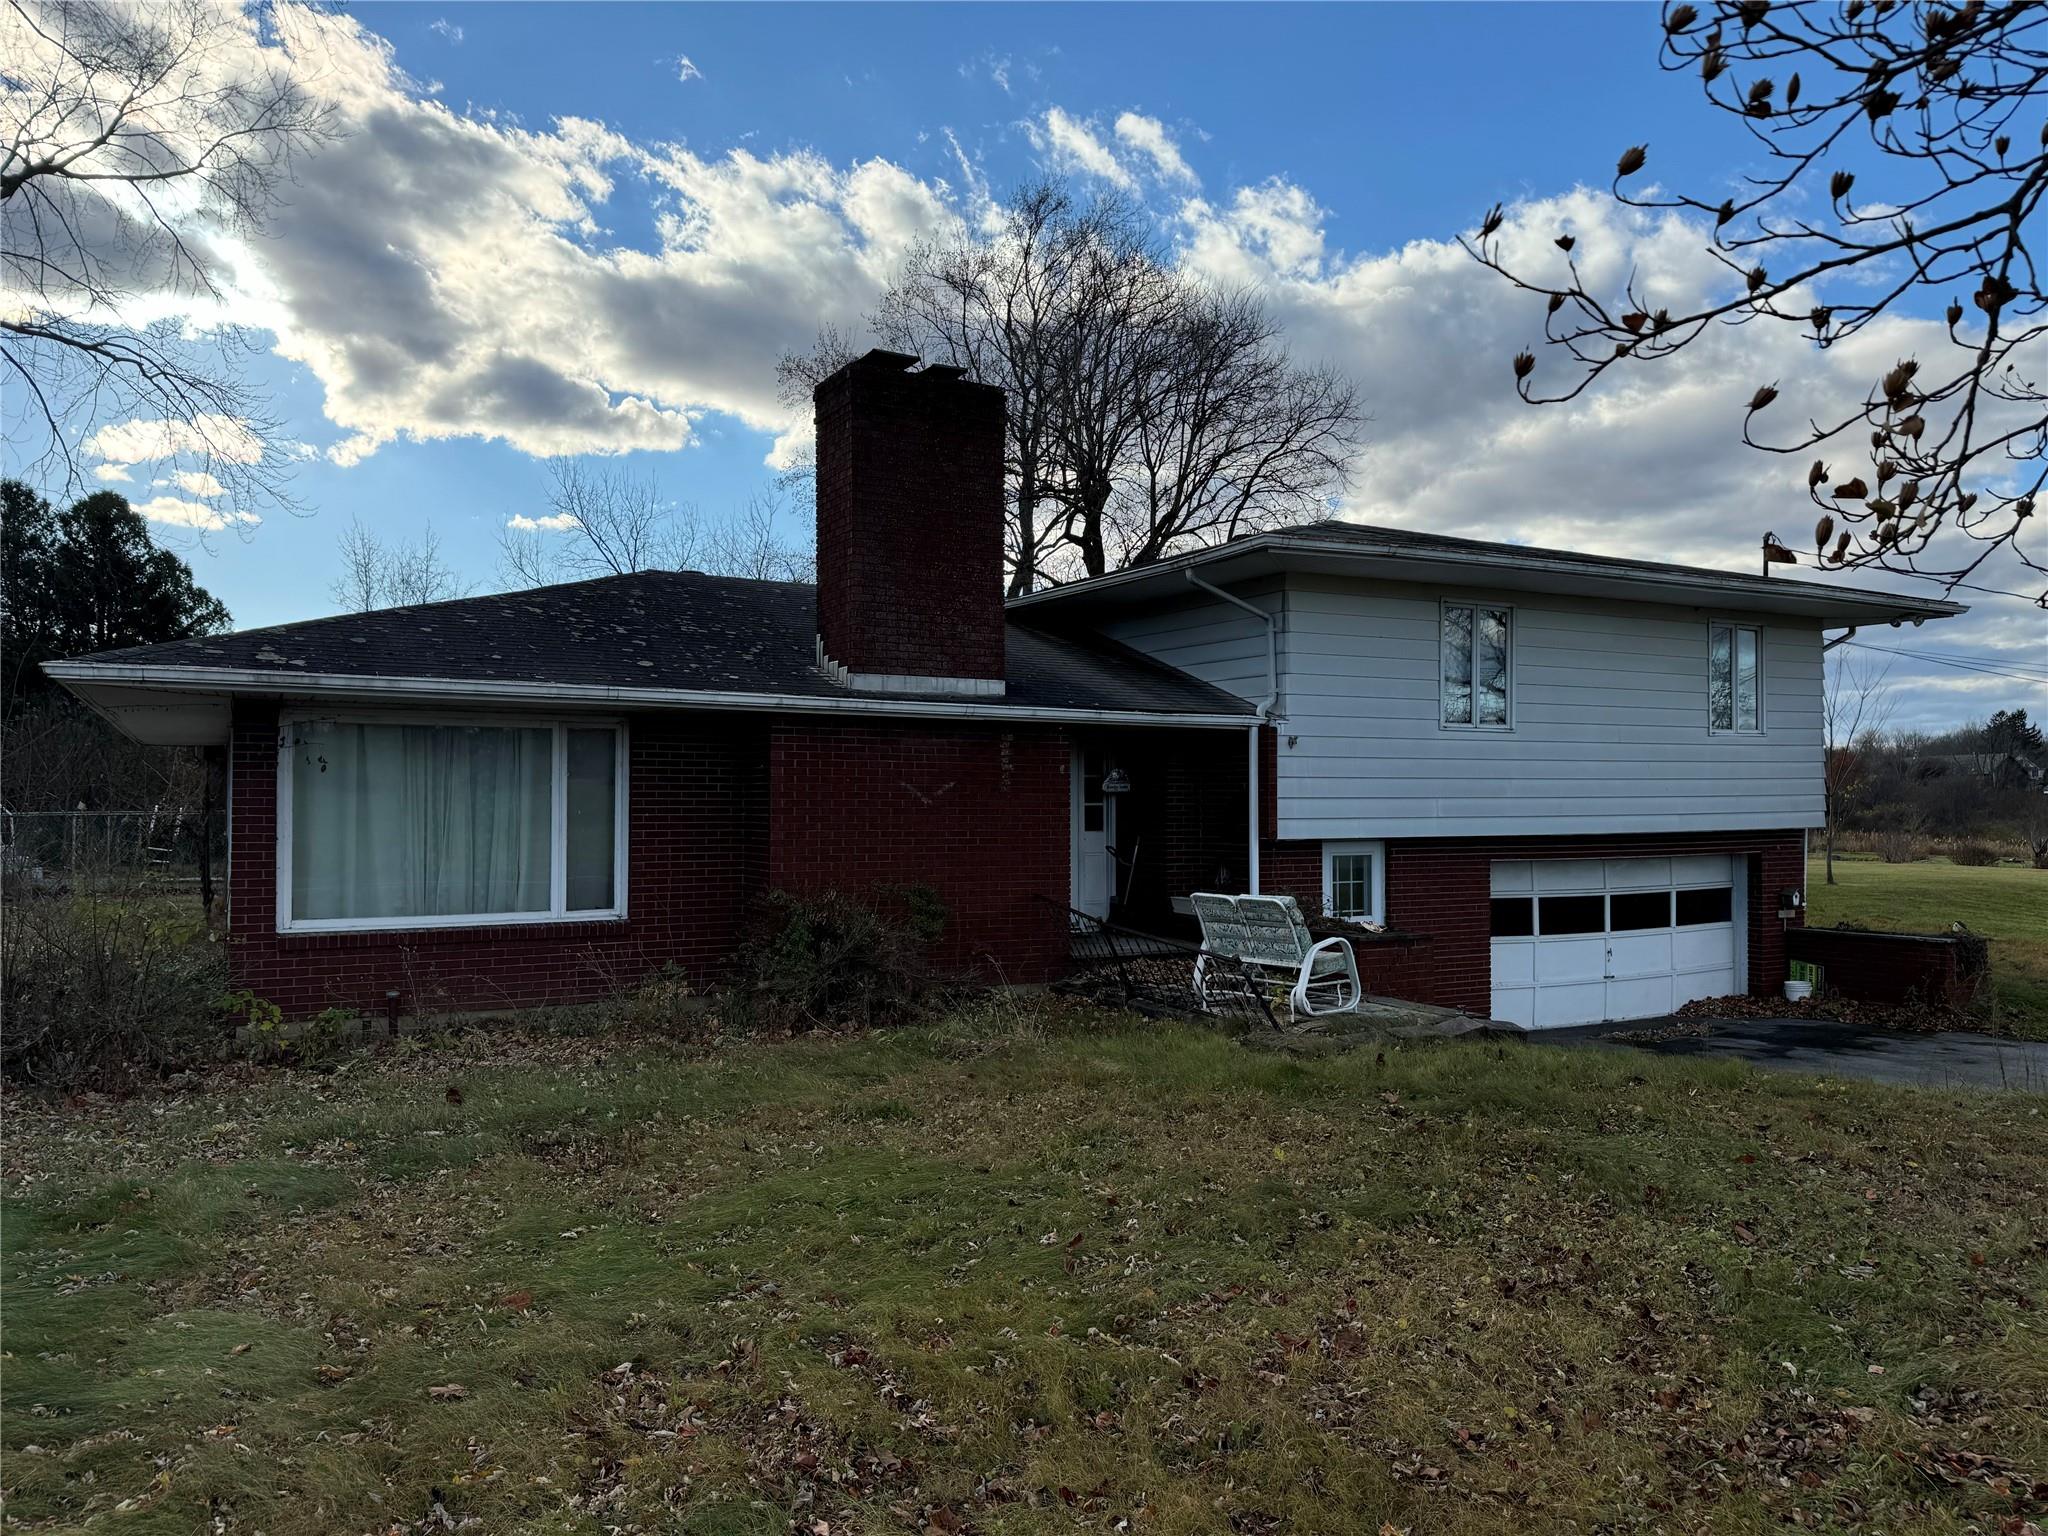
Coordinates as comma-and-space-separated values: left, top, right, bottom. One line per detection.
1465, 1, 2047, 602
510, 459, 699, 579
496, 466, 813, 590
783, 180, 1363, 593
1821, 644, 1900, 884
329, 518, 464, 613
701, 489, 814, 582
2, 0, 334, 514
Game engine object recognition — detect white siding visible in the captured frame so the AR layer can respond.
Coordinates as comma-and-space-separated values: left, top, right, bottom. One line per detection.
1098, 583, 1277, 704
1275, 575, 1824, 839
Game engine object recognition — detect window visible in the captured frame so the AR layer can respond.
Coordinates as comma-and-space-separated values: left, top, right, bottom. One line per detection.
1709, 623, 1762, 732
1322, 840, 1386, 923
1442, 603, 1512, 727
1538, 893, 1606, 935
1490, 897, 1534, 937
1609, 891, 1673, 931
280, 717, 626, 931
1676, 886, 1733, 926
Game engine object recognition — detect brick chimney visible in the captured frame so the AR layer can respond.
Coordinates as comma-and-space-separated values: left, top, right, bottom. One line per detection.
813, 349, 1006, 695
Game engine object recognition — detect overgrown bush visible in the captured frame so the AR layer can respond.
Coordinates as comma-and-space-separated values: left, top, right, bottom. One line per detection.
0, 894, 227, 1090
1948, 841, 1998, 867
1874, 829, 1921, 864
725, 887, 945, 1031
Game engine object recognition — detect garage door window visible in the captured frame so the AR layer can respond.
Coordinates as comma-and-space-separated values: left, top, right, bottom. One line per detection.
1677, 886, 1734, 925
1538, 894, 1606, 934
1490, 897, 1534, 936
1610, 891, 1672, 931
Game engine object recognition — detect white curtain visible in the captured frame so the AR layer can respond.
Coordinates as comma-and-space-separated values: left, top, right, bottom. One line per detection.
292, 722, 552, 920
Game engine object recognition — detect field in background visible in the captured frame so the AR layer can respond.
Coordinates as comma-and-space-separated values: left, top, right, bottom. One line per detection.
5, 1014, 2044, 1535
1807, 853, 2048, 1037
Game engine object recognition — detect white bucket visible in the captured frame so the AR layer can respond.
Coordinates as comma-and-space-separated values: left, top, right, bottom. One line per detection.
1783, 979, 1813, 1003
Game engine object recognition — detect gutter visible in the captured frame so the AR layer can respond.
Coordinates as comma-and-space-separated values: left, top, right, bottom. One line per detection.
1186, 569, 1279, 894
40, 661, 1257, 732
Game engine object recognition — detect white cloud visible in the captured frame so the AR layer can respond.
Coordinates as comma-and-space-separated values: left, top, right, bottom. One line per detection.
1032, 108, 1135, 190
675, 54, 702, 84
131, 496, 261, 531
429, 17, 462, 43
1114, 111, 1196, 186
167, 469, 228, 498
506, 511, 581, 532
82, 413, 268, 470
92, 464, 132, 484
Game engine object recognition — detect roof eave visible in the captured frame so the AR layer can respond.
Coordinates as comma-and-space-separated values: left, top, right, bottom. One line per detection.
43, 661, 1256, 745
1006, 532, 1968, 626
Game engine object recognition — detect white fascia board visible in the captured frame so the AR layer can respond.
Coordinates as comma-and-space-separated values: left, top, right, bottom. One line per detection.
42, 661, 1254, 730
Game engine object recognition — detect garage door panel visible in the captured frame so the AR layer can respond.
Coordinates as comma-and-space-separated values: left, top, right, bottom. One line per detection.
1607, 974, 1675, 1019
1673, 854, 1734, 886
1533, 936, 1606, 985
1533, 981, 1607, 1028
1535, 859, 1604, 892
1674, 926, 1737, 972
1490, 939, 1535, 986
1490, 861, 1533, 895
1609, 932, 1674, 978
1603, 857, 1673, 891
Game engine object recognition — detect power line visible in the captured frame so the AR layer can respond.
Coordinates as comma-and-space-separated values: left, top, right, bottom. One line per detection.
1843, 641, 2048, 685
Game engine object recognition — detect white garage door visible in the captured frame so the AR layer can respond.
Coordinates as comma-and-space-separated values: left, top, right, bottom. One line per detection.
1490, 856, 1743, 1029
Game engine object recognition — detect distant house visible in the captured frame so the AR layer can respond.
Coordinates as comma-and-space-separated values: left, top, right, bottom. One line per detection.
49, 351, 1962, 1028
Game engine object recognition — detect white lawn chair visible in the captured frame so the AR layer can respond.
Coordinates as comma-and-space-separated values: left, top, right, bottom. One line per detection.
1190, 892, 1362, 1019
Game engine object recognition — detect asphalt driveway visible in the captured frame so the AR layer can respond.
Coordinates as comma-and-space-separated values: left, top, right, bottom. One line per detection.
1536, 1016, 2048, 1091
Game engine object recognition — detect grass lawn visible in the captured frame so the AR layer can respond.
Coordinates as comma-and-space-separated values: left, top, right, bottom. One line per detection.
1807, 853, 2048, 1038
4, 1012, 2044, 1535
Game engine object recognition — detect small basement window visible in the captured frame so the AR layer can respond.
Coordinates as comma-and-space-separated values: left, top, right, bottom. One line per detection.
1709, 622, 1763, 732
280, 716, 627, 932
1323, 840, 1386, 923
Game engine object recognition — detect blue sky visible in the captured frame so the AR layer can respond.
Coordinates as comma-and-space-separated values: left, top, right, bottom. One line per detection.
24, 2, 2046, 729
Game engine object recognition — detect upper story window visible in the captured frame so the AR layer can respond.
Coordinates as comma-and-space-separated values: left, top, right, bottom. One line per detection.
280, 716, 626, 931
1441, 603, 1512, 728
1708, 623, 1762, 733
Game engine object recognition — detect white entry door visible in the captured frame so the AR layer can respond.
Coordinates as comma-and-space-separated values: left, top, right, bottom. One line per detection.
1489, 855, 1743, 1028
1070, 747, 1115, 919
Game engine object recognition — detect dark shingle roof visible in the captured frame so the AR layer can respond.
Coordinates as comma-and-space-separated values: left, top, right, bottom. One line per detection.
60, 569, 1252, 718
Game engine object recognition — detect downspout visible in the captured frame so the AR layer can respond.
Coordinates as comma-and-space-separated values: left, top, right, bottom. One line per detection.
1187, 569, 1278, 894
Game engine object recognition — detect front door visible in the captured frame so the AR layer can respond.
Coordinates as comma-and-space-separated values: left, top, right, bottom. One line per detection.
1071, 747, 1115, 919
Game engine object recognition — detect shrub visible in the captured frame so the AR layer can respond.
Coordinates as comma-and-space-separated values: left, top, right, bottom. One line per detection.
726, 887, 945, 1031
0, 894, 228, 1091
1948, 841, 1998, 867
1874, 829, 1921, 864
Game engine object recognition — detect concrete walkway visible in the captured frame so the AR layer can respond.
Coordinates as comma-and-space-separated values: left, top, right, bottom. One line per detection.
1536, 1016, 2048, 1091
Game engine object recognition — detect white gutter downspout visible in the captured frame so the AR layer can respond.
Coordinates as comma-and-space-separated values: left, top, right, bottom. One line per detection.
1187, 569, 1278, 894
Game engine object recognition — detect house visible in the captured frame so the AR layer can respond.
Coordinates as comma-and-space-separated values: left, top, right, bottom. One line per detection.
48, 350, 1964, 1028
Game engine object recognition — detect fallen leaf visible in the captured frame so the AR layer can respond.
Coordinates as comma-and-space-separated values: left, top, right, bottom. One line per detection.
427, 1383, 468, 1401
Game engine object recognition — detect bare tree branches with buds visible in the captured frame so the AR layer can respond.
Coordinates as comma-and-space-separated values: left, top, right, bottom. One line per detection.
330, 519, 467, 613
1, 0, 334, 515
1465, 0, 2046, 603
782, 180, 1362, 594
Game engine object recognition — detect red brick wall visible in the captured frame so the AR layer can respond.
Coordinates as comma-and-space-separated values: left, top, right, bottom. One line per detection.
227, 702, 769, 1017
766, 720, 1070, 982
1257, 829, 1809, 1016
813, 351, 1007, 682
1788, 926, 1984, 1009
